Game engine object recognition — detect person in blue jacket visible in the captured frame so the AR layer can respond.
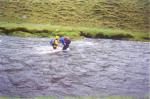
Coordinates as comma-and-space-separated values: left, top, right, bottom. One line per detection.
59, 36, 71, 50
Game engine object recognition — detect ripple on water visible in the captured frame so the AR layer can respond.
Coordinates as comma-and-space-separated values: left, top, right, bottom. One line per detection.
0, 36, 149, 97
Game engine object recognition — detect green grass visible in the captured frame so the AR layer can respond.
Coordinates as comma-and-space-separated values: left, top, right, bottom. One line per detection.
0, 0, 149, 33
0, 21, 149, 41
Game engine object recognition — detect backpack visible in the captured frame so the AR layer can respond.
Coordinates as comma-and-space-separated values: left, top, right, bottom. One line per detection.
50, 39, 54, 45
64, 38, 71, 44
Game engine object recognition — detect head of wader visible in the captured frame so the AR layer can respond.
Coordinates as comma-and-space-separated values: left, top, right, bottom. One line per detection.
55, 36, 60, 40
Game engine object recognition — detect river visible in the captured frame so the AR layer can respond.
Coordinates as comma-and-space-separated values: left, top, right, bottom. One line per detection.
0, 36, 149, 98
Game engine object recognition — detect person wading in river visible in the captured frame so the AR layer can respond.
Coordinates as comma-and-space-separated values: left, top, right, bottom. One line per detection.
59, 35, 71, 50
50, 36, 60, 49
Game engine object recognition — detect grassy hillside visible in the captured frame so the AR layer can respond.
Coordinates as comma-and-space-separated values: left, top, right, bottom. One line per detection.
0, 0, 149, 33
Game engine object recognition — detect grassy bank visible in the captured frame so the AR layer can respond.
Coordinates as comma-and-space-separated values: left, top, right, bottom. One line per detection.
0, 0, 149, 32
0, 22, 149, 41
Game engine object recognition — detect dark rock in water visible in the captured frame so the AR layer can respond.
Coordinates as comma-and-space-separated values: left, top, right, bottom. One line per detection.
80, 31, 133, 40
143, 37, 150, 40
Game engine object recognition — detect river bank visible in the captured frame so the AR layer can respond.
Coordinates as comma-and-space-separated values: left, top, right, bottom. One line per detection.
0, 22, 149, 41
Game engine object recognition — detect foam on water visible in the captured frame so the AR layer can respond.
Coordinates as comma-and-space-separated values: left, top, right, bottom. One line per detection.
73, 41, 95, 46
34, 46, 69, 54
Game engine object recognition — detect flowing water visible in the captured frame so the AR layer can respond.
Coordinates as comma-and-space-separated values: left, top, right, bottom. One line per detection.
0, 36, 149, 98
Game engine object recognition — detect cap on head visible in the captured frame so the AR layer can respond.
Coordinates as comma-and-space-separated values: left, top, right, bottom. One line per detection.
55, 36, 60, 39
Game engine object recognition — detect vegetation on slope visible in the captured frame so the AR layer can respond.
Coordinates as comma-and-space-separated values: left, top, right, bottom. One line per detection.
0, 22, 149, 41
0, 0, 149, 32
0, 0, 149, 41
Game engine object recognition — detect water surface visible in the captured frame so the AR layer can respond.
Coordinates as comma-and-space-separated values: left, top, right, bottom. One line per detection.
0, 36, 149, 98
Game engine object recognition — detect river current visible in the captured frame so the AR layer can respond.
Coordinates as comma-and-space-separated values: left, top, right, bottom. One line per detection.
0, 36, 149, 98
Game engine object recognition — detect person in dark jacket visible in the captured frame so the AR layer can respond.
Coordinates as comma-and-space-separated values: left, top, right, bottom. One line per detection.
59, 36, 71, 50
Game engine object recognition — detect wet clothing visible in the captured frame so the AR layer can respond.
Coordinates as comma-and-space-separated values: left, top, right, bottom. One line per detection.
50, 39, 54, 45
63, 44, 69, 50
59, 37, 65, 45
64, 37, 71, 45
59, 37, 71, 50
50, 39, 59, 49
